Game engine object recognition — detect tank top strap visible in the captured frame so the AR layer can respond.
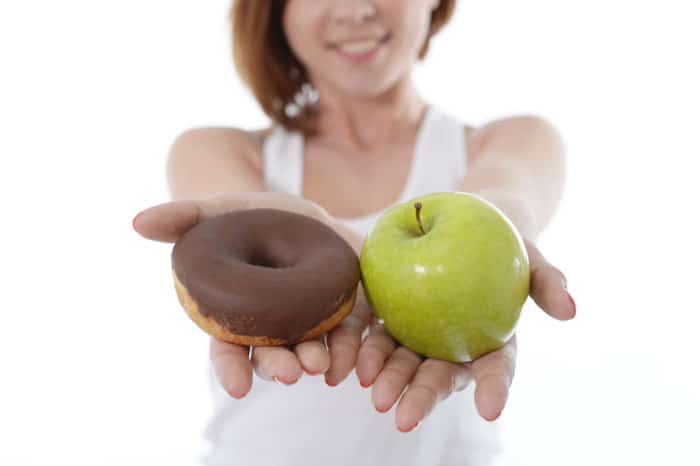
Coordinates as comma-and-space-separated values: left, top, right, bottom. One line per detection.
261, 125, 304, 196
260, 104, 468, 212
409, 104, 467, 196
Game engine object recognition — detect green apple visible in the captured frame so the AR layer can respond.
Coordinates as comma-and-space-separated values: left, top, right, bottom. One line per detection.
359, 191, 530, 363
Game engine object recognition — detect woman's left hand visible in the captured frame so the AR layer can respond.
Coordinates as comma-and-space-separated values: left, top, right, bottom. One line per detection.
355, 238, 576, 432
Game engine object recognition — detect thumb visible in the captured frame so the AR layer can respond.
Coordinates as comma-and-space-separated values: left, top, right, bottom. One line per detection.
132, 191, 331, 243
131, 199, 203, 243
131, 194, 251, 243
524, 238, 575, 320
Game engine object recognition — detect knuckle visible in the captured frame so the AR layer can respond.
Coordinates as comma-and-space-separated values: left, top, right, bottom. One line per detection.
476, 372, 507, 388
410, 382, 439, 403
330, 335, 360, 354
407, 383, 440, 416
209, 338, 228, 360
362, 334, 395, 354
394, 346, 424, 365
422, 363, 456, 397
258, 352, 275, 372
361, 339, 391, 361
381, 365, 411, 383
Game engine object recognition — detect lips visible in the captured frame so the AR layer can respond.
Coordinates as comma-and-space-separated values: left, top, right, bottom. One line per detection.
338, 38, 382, 54
328, 32, 391, 52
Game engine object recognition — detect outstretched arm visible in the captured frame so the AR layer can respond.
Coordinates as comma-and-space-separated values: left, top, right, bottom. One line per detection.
356, 115, 576, 431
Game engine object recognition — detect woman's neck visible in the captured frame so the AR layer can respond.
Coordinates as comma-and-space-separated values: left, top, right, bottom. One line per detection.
310, 75, 427, 154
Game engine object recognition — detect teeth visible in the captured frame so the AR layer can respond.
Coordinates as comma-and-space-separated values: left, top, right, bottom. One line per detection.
338, 39, 380, 54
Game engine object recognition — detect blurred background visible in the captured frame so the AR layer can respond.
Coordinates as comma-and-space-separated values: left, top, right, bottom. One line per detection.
1, 0, 698, 465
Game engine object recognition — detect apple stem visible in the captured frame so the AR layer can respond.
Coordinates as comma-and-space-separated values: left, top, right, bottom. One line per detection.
414, 202, 426, 235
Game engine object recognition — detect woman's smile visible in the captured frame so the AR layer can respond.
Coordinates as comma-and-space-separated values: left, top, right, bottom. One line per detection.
328, 32, 392, 64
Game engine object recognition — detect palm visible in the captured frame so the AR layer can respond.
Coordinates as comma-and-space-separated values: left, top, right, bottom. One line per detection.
132, 192, 371, 397
355, 238, 576, 432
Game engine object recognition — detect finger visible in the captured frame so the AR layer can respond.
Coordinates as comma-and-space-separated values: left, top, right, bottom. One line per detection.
132, 200, 203, 243
371, 347, 423, 413
210, 338, 253, 399
325, 313, 366, 386
132, 195, 250, 243
293, 336, 330, 376
395, 360, 473, 433
356, 316, 397, 388
251, 345, 304, 385
471, 336, 517, 421
525, 239, 576, 320
325, 287, 374, 386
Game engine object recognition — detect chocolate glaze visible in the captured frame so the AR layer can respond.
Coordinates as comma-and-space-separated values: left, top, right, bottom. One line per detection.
171, 209, 360, 342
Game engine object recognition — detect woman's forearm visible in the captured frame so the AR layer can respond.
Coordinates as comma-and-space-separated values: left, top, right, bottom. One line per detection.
327, 191, 536, 258
469, 188, 539, 241
459, 116, 566, 242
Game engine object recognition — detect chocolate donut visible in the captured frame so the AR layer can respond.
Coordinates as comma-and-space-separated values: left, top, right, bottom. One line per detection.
171, 208, 360, 346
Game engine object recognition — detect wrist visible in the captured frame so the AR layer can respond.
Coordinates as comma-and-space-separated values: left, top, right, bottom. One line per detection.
328, 218, 365, 257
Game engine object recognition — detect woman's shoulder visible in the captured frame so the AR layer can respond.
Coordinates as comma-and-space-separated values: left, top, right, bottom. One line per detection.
171, 125, 274, 173
462, 114, 559, 165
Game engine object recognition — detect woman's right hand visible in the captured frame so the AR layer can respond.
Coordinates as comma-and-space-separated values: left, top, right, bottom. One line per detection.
132, 192, 371, 398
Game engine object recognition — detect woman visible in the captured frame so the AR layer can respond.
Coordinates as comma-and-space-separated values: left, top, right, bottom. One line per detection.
133, 1, 576, 464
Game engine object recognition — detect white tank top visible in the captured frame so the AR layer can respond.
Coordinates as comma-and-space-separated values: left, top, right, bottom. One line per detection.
200, 104, 504, 466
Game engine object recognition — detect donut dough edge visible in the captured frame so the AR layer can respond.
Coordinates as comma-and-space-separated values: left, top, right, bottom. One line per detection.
172, 270, 358, 346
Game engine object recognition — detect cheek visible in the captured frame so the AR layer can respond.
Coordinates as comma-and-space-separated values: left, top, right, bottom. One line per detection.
398, 8, 432, 57
283, 3, 319, 62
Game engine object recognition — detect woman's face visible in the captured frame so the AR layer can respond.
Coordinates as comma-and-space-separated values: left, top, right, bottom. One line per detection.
283, 0, 440, 98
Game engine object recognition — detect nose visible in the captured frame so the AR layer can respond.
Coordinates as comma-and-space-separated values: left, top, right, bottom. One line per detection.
330, 0, 377, 24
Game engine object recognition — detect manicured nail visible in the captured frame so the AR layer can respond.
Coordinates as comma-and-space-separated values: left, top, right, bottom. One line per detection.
398, 422, 418, 433
226, 385, 247, 399
325, 376, 337, 387
375, 404, 390, 413
487, 410, 503, 422
567, 292, 576, 317
132, 212, 143, 228
273, 376, 297, 385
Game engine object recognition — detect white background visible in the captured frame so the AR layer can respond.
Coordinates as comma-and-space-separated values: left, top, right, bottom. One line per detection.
1, 0, 699, 465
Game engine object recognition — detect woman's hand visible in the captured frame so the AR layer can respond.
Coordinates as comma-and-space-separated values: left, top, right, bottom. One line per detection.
132, 192, 373, 397
355, 238, 576, 432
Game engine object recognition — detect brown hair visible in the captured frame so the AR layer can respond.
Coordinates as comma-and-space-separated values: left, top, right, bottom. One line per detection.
230, 0, 456, 136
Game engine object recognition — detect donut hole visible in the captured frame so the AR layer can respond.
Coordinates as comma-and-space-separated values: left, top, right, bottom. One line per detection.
247, 250, 285, 269
246, 242, 298, 269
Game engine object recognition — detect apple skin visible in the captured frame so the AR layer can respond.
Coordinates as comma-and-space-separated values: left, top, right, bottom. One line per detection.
359, 191, 530, 363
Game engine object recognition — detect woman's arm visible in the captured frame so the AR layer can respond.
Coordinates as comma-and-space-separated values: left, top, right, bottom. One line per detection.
166, 127, 267, 201
135, 127, 372, 396
355, 115, 574, 431
461, 115, 567, 240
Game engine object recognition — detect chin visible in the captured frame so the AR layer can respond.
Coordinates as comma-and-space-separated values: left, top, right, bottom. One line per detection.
331, 76, 402, 100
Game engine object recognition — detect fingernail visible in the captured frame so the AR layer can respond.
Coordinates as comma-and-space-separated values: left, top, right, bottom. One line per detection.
567, 292, 576, 317
325, 376, 337, 387
132, 212, 143, 229
398, 422, 418, 433
487, 409, 503, 422
375, 404, 390, 413
273, 376, 297, 385
226, 384, 247, 399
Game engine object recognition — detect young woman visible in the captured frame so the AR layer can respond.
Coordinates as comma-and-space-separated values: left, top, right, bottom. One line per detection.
133, 1, 576, 464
